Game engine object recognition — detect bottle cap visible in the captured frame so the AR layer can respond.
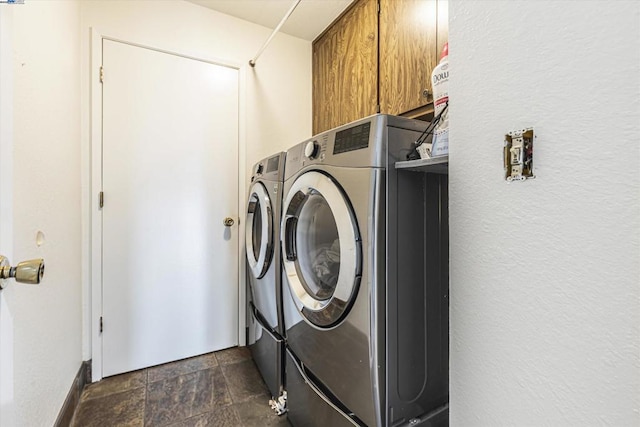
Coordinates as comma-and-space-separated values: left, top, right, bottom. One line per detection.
440, 42, 448, 60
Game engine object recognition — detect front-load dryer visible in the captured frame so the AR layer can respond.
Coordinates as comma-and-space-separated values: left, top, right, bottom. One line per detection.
246, 152, 286, 402
281, 115, 449, 426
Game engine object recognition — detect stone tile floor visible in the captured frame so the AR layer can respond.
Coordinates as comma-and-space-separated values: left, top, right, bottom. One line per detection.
71, 347, 291, 427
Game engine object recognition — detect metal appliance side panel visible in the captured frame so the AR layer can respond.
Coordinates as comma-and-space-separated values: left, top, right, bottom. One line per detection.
247, 304, 284, 399
281, 165, 379, 427
369, 168, 387, 427
384, 119, 426, 167
269, 175, 285, 337
386, 155, 449, 424
285, 350, 358, 427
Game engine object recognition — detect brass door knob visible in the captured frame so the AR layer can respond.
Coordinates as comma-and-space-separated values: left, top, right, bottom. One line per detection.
223, 217, 235, 227
0, 255, 45, 289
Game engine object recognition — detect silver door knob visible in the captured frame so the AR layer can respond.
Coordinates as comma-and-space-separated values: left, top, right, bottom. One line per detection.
0, 255, 45, 289
223, 217, 235, 227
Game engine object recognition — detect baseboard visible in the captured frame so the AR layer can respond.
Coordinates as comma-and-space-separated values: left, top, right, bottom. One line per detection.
54, 360, 91, 427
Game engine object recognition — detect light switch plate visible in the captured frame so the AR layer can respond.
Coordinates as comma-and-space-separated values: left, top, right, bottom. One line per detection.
504, 128, 535, 181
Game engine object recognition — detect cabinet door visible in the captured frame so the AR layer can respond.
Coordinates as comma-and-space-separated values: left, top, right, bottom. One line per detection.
379, 0, 438, 115
313, 0, 378, 134
312, 23, 341, 135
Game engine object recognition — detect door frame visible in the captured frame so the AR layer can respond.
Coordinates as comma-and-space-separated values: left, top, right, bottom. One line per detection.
89, 28, 247, 381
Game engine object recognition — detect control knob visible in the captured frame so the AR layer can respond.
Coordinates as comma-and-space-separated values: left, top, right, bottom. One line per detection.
304, 141, 319, 159
255, 163, 264, 175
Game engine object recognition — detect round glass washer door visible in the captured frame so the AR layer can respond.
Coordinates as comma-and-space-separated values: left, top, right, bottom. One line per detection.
245, 181, 273, 279
281, 171, 362, 328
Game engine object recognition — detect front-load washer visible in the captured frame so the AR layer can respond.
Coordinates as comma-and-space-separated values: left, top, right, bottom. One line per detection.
281, 115, 449, 426
246, 152, 286, 401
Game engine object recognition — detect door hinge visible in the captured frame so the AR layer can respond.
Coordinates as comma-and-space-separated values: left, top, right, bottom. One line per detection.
99, 191, 104, 209
100, 66, 104, 83
376, 104, 381, 113
99, 316, 103, 333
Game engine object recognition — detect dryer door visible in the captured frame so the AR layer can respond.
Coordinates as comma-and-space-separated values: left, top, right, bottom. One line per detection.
281, 171, 362, 328
246, 181, 274, 279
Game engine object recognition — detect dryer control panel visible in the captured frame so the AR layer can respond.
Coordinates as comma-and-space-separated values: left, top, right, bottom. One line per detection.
303, 136, 329, 163
333, 122, 370, 154
303, 122, 371, 163
284, 114, 427, 179
304, 140, 319, 159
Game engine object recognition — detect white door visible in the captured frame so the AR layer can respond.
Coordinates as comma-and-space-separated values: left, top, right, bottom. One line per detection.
0, 7, 14, 425
101, 39, 239, 377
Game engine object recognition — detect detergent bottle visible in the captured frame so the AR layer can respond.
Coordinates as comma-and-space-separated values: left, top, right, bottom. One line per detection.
430, 43, 449, 157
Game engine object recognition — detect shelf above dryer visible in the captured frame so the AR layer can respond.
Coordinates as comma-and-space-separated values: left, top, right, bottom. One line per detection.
395, 155, 448, 174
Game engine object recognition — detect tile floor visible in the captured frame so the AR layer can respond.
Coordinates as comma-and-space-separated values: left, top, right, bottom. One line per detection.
71, 347, 291, 427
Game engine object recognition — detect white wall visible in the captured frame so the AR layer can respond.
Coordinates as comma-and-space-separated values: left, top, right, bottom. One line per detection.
2, 0, 312, 423
9, 1, 83, 426
79, 1, 311, 358
449, 1, 640, 425
0, 8, 16, 426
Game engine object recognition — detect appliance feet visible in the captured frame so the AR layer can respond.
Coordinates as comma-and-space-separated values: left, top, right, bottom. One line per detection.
269, 391, 288, 415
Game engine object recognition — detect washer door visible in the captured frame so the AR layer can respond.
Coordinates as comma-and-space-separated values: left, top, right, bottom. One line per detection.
281, 171, 362, 328
245, 182, 274, 279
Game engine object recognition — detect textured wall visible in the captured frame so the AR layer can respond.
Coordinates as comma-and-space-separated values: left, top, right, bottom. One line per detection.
448, 1, 640, 425
10, 1, 83, 426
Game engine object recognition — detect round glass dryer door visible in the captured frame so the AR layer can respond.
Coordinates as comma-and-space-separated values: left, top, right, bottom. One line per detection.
245, 181, 274, 279
281, 171, 362, 328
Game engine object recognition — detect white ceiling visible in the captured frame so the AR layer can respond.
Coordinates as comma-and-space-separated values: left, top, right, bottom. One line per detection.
186, 0, 353, 41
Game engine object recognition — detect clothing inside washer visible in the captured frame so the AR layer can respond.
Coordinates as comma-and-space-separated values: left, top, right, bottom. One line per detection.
296, 193, 341, 301
310, 239, 340, 299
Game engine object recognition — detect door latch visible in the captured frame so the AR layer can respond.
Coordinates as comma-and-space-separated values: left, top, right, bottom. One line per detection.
0, 255, 45, 290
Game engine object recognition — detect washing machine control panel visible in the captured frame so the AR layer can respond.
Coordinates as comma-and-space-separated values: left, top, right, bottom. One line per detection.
251, 153, 283, 182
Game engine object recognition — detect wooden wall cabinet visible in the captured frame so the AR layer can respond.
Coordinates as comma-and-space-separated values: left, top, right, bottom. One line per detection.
312, 0, 378, 135
312, 0, 448, 134
380, 0, 437, 116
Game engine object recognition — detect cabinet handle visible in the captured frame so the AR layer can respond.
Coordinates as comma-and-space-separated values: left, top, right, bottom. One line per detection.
422, 89, 431, 99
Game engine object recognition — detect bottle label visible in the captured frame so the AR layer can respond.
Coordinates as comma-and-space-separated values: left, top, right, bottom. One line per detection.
431, 57, 449, 156
431, 128, 449, 157
432, 63, 449, 85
